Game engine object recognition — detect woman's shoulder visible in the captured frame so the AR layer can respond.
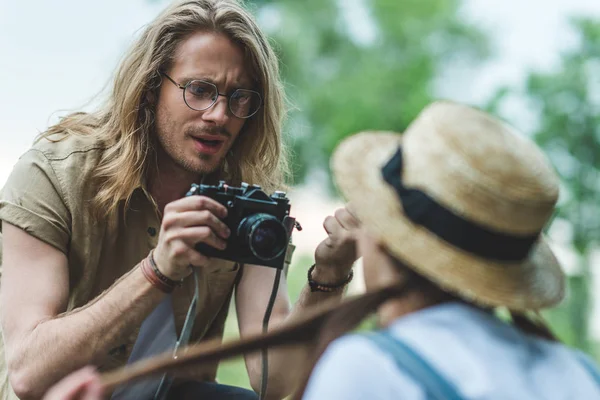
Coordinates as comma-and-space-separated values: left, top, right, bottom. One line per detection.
302, 332, 424, 400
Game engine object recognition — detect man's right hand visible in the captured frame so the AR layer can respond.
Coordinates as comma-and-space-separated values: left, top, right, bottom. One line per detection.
152, 195, 231, 281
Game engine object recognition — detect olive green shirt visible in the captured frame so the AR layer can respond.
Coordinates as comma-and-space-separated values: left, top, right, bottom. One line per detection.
0, 134, 294, 399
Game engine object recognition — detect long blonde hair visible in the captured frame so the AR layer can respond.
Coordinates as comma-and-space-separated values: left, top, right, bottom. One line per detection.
39, 0, 290, 218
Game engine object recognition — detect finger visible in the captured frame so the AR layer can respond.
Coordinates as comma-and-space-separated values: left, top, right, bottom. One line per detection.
334, 208, 360, 230
81, 380, 104, 400
322, 215, 339, 236
169, 246, 211, 268
345, 203, 361, 223
43, 367, 97, 400
170, 210, 231, 239
188, 251, 212, 268
179, 226, 228, 251
79, 373, 104, 400
164, 195, 228, 218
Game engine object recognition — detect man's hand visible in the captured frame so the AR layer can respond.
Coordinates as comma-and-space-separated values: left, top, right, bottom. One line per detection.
42, 367, 103, 400
153, 196, 231, 280
313, 207, 360, 282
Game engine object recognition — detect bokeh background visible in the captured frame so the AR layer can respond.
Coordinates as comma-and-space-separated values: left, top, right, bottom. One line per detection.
1, 0, 600, 390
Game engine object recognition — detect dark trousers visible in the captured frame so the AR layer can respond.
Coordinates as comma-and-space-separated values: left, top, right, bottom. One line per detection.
167, 381, 258, 400
111, 296, 257, 400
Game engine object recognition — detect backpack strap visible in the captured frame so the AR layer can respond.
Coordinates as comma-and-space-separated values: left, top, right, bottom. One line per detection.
574, 350, 600, 386
364, 330, 464, 400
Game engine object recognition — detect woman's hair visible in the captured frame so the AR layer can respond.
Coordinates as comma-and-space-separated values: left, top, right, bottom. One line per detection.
38, 0, 290, 218
101, 256, 558, 398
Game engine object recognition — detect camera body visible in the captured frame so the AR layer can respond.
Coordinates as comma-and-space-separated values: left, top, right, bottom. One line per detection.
185, 181, 298, 269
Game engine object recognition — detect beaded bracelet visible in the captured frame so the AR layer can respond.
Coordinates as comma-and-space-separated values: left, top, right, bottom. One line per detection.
307, 264, 354, 293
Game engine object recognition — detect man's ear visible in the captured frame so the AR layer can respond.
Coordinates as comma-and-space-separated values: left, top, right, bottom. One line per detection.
146, 91, 157, 105
147, 71, 163, 105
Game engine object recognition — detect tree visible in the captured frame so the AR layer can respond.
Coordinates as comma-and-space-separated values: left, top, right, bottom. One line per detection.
494, 18, 600, 352
252, 0, 489, 187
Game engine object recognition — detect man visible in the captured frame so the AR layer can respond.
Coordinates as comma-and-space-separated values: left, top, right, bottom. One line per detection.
0, 1, 357, 399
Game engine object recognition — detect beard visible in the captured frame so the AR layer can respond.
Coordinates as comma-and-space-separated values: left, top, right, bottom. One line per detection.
154, 114, 233, 178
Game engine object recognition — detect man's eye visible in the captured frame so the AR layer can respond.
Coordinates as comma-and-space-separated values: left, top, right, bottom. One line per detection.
234, 95, 249, 104
232, 91, 252, 104
188, 83, 214, 99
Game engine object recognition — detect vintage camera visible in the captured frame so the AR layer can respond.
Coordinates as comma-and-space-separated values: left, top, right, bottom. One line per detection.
185, 181, 300, 269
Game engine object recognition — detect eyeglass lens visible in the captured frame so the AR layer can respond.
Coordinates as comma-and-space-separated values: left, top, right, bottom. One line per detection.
184, 80, 261, 118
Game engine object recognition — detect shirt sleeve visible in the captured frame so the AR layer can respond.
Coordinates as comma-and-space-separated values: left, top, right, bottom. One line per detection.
0, 149, 71, 254
302, 334, 425, 400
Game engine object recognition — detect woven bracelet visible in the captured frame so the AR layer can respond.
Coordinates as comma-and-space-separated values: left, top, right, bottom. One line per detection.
148, 250, 183, 289
141, 257, 174, 293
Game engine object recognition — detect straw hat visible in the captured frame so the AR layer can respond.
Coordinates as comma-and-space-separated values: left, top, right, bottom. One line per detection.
331, 100, 565, 311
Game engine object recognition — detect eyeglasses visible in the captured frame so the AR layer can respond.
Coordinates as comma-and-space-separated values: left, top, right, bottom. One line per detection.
161, 72, 262, 119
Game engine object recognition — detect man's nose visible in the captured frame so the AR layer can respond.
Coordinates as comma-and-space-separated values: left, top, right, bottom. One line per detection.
202, 95, 230, 125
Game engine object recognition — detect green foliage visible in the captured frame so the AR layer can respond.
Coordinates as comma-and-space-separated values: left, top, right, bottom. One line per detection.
526, 18, 600, 352
261, 0, 489, 188
491, 18, 600, 352
526, 19, 600, 246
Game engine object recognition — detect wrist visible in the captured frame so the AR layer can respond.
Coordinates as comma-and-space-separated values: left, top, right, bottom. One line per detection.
141, 250, 185, 293
151, 249, 190, 281
140, 257, 175, 293
308, 264, 353, 293
311, 262, 352, 285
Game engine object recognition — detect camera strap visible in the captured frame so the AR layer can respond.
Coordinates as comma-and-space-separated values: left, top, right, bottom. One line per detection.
149, 265, 279, 400
116, 263, 281, 400
152, 267, 201, 400
259, 267, 282, 400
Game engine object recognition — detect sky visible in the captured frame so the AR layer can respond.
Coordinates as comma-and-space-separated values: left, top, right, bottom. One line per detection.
455, 0, 600, 103
1, 0, 600, 332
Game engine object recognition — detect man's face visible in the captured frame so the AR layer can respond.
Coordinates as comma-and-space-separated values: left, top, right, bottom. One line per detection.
155, 31, 251, 177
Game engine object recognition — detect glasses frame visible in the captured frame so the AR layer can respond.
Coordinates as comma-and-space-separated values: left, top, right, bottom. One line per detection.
160, 72, 262, 119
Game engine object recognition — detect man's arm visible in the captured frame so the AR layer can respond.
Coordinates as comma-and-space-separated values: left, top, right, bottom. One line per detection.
236, 207, 359, 399
1, 194, 231, 400
0, 223, 165, 400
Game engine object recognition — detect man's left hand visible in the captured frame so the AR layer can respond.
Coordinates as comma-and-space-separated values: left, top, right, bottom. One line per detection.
313, 207, 360, 282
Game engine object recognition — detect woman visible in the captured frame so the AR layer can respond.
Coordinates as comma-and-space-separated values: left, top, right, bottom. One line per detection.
44, 101, 600, 399
300, 100, 600, 399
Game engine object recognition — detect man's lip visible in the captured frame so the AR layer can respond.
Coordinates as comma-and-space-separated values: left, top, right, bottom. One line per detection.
191, 136, 225, 155
190, 135, 226, 142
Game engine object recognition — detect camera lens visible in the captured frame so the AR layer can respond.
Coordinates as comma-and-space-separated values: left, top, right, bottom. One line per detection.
238, 213, 288, 261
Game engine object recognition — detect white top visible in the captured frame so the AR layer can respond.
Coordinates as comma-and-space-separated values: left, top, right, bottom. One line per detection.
303, 302, 600, 399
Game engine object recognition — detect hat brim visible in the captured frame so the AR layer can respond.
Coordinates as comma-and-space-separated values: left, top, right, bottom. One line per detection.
332, 131, 565, 311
